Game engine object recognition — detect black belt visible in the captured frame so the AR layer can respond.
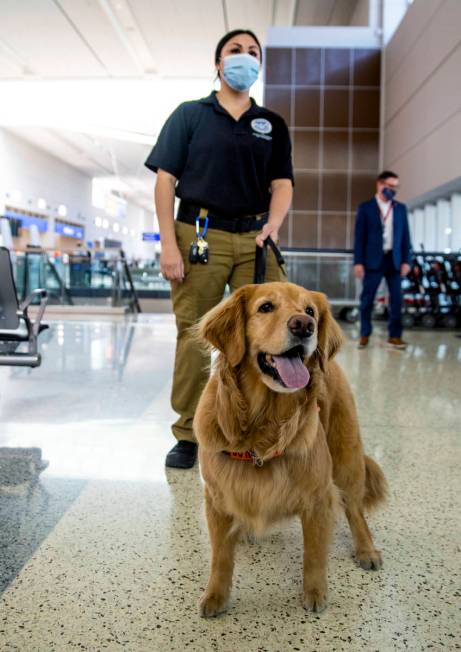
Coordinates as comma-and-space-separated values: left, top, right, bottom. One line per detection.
177, 201, 268, 234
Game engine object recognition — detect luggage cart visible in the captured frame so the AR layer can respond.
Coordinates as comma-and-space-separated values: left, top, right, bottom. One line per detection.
282, 249, 359, 323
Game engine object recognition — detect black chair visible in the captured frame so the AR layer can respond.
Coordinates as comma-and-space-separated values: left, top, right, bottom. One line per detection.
0, 246, 48, 368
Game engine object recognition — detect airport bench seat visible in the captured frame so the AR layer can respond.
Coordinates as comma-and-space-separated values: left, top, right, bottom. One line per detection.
0, 246, 48, 368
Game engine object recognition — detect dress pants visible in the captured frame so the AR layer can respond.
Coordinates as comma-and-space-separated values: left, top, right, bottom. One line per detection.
360, 252, 402, 338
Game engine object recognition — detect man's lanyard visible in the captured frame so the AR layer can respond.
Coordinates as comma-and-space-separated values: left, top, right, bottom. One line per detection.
378, 201, 393, 228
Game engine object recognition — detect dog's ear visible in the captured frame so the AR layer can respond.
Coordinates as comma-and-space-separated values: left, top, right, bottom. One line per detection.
198, 286, 250, 367
311, 291, 344, 371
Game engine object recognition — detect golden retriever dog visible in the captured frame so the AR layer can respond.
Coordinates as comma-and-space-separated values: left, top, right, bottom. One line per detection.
193, 282, 387, 617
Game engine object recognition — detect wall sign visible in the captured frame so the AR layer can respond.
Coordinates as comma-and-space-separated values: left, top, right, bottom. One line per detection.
5, 210, 48, 233
142, 232, 160, 241
54, 222, 84, 239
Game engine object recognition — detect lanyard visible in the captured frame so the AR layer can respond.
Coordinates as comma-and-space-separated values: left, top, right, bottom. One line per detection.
379, 201, 393, 226
195, 215, 209, 239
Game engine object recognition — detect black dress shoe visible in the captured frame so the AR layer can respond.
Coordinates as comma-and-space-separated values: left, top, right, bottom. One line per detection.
165, 441, 198, 469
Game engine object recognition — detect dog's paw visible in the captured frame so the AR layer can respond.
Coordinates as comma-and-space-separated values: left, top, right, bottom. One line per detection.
356, 549, 383, 571
303, 587, 328, 614
199, 591, 229, 618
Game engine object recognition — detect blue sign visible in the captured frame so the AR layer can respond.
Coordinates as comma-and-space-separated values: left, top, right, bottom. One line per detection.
54, 222, 84, 239
5, 211, 48, 233
142, 232, 160, 241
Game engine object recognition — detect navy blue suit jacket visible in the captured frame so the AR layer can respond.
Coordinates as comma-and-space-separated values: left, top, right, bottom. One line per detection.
353, 198, 412, 271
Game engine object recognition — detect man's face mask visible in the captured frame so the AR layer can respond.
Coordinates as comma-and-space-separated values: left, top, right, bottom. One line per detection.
382, 186, 397, 201
222, 53, 260, 92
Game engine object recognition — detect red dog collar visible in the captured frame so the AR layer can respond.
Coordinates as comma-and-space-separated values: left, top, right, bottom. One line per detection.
222, 405, 319, 468
223, 450, 284, 467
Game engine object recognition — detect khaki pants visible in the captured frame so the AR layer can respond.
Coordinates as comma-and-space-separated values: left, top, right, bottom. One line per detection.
170, 219, 287, 442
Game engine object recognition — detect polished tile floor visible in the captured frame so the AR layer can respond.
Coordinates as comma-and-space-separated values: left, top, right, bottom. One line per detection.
0, 316, 459, 651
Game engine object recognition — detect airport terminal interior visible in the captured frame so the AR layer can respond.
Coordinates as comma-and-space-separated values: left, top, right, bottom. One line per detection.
0, 1, 460, 650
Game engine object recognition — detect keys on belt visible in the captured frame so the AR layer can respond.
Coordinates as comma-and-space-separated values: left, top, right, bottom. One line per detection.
189, 212, 209, 265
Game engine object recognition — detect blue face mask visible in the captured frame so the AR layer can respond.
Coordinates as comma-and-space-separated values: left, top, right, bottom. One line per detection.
222, 53, 260, 92
382, 187, 396, 201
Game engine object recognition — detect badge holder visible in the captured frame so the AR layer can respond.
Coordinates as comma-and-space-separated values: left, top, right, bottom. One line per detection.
189, 212, 209, 264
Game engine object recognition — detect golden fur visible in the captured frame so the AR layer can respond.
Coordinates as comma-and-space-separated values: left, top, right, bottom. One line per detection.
193, 282, 388, 617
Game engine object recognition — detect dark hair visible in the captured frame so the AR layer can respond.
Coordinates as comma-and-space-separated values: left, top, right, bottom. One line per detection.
214, 29, 263, 68
377, 170, 399, 182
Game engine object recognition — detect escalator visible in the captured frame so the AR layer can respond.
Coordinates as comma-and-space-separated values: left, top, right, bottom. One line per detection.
15, 249, 73, 306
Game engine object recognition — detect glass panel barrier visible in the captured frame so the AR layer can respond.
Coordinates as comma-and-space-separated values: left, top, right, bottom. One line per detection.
10, 249, 359, 310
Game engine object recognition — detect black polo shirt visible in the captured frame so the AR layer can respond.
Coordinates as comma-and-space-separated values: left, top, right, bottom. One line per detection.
145, 91, 294, 217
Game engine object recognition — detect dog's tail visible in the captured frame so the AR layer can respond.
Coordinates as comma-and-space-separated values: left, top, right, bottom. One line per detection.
363, 455, 388, 511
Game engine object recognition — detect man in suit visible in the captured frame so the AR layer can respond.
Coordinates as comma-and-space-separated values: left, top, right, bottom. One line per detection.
354, 170, 412, 349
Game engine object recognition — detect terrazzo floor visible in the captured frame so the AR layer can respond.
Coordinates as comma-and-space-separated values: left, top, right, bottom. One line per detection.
0, 315, 459, 651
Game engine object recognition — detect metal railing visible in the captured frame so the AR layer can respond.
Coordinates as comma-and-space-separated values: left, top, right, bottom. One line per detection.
9, 247, 358, 315
12, 249, 142, 313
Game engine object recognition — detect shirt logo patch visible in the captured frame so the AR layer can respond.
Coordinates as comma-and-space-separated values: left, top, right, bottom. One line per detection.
251, 118, 272, 135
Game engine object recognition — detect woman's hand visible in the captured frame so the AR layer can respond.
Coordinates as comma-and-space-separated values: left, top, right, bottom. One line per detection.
160, 243, 184, 282
256, 222, 279, 248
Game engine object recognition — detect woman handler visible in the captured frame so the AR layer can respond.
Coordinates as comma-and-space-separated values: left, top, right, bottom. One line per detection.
145, 29, 294, 469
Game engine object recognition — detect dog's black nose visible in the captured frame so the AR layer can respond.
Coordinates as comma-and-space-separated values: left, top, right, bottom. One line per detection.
287, 314, 315, 339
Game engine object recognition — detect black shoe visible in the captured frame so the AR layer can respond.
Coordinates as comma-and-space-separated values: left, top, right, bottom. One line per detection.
165, 441, 198, 469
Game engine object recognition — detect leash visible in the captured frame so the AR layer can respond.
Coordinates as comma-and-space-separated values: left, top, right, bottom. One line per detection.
253, 236, 285, 284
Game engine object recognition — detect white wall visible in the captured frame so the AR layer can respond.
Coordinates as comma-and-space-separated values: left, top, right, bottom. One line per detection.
383, 0, 461, 204
350, 0, 370, 27
267, 25, 380, 48
382, 0, 410, 44
0, 128, 154, 258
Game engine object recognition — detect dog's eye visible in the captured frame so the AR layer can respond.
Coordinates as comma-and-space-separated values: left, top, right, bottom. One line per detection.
305, 306, 314, 317
258, 302, 275, 313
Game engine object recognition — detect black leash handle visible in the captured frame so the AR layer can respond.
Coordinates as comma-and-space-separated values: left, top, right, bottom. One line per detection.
253, 236, 285, 284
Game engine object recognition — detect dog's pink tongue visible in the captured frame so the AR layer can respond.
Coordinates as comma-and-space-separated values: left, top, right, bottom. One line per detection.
272, 355, 310, 389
